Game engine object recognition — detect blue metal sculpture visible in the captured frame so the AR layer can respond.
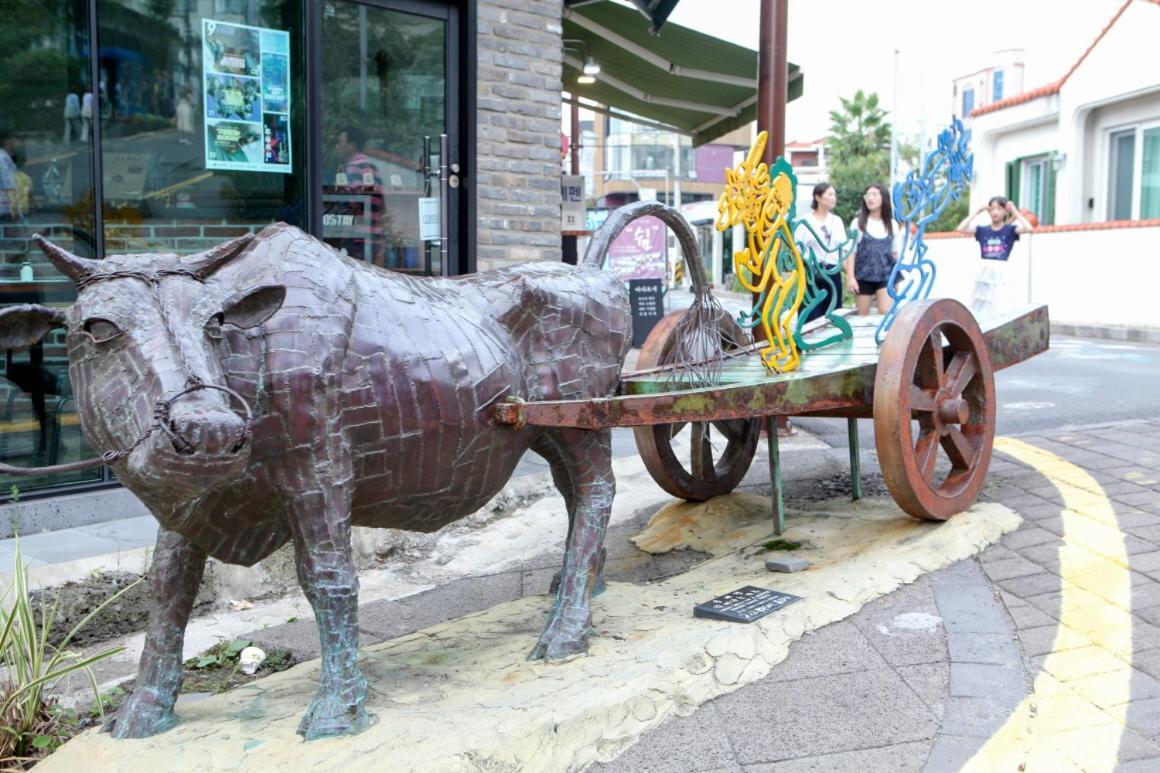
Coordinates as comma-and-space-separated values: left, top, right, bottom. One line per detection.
875, 118, 974, 345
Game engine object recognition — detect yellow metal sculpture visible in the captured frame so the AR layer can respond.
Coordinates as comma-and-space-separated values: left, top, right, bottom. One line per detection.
715, 131, 807, 373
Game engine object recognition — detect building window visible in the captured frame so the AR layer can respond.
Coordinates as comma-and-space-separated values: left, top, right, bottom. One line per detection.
992, 70, 1004, 102
1109, 124, 1160, 220
962, 88, 975, 117
1021, 156, 1048, 221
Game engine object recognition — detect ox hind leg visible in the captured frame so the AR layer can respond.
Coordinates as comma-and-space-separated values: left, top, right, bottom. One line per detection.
106, 528, 206, 738
285, 485, 374, 740
528, 428, 614, 661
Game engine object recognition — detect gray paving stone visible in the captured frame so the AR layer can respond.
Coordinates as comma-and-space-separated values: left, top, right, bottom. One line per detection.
1000, 599, 1056, 629
896, 662, 950, 720
1023, 589, 1065, 620
929, 560, 988, 588
1018, 624, 1079, 657
1013, 503, 1065, 523
1131, 648, 1160, 681
1123, 698, 1160, 744
1130, 582, 1160, 611
977, 544, 1019, 564
946, 632, 1019, 664
74, 515, 159, 549
934, 586, 1010, 634
1017, 542, 1064, 573
744, 740, 930, 773
1125, 535, 1160, 556
949, 662, 1025, 700
852, 581, 948, 667
0, 545, 46, 573
981, 556, 1046, 582
936, 696, 1017, 738
923, 735, 985, 773
9, 527, 122, 565
998, 572, 1063, 598
594, 703, 740, 773
1118, 510, 1160, 529
712, 669, 938, 764
1131, 553, 1160, 574
766, 621, 889, 682
1001, 526, 1060, 551
1129, 525, 1160, 543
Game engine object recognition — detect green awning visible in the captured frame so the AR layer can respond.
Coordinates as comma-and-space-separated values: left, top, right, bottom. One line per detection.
562, 2, 803, 146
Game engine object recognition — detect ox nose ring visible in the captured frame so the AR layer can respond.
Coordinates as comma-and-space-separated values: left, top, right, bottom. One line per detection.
154, 383, 254, 455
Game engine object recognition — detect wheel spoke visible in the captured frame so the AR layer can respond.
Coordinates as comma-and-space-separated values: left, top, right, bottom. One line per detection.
915, 430, 939, 483
928, 330, 946, 387
944, 352, 978, 398
711, 419, 748, 443
691, 423, 717, 481
909, 384, 936, 413
941, 427, 977, 470
667, 422, 688, 439
914, 329, 944, 389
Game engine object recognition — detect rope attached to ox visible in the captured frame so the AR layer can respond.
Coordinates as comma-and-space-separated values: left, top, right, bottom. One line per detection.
0, 382, 253, 477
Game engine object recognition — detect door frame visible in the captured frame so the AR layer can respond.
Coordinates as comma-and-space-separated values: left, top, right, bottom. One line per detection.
306, 0, 474, 274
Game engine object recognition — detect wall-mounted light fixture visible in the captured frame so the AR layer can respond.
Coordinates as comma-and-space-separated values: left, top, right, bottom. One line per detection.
563, 38, 600, 85
1052, 152, 1067, 172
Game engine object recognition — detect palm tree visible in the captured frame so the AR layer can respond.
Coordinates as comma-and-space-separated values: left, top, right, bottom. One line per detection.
827, 90, 892, 164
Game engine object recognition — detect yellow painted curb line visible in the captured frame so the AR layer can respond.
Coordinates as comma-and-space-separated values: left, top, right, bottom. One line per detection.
964, 437, 1132, 772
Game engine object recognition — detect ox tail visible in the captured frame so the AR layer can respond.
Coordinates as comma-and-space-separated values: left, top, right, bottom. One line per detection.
581, 201, 734, 387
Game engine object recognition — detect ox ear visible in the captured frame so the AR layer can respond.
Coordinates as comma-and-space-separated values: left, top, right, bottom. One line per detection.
0, 304, 68, 351
221, 285, 285, 329
33, 235, 100, 284
185, 232, 257, 279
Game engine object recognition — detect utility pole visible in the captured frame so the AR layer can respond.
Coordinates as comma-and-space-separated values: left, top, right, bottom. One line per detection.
757, 0, 788, 163
890, 48, 899, 183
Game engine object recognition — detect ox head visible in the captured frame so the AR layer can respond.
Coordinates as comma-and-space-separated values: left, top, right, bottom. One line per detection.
0, 233, 285, 495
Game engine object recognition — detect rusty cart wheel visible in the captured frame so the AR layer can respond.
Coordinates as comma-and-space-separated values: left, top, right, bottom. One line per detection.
874, 298, 996, 520
634, 310, 761, 501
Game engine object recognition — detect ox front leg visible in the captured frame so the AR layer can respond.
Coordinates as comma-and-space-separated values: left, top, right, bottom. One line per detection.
529, 428, 614, 661
106, 528, 206, 738
287, 490, 373, 740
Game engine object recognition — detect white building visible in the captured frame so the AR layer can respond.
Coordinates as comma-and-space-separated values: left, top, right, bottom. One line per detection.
952, 49, 1026, 121
965, 0, 1160, 225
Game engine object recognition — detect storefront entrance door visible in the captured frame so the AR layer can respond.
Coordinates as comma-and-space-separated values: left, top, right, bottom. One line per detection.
318, 0, 459, 275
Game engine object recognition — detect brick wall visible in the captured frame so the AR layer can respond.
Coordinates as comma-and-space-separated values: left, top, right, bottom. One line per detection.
475, 0, 564, 270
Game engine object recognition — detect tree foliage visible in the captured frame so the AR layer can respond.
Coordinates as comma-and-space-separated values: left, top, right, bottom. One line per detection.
826, 90, 893, 226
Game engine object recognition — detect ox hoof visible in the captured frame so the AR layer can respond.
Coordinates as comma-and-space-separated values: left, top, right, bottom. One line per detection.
528, 605, 592, 662
103, 691, 178, 739
297, 688, 375, 740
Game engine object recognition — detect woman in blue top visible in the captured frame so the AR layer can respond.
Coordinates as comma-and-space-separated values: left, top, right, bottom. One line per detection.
955, 196, 1033, 316
845, 184, 900, 316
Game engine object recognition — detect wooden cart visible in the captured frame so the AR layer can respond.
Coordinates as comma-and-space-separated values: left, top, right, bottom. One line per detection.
495, 204, 1050, 531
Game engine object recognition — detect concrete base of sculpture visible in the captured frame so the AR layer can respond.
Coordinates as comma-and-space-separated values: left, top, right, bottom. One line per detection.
41, 497, 1019, 772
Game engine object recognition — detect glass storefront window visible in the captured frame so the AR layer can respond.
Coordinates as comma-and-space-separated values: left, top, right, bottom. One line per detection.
320, 2, 447, 274
96, 0, 307, 255
0, 0, 101, 496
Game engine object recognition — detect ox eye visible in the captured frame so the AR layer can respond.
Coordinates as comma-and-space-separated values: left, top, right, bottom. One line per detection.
83, 318, 122, 343
205, 313, 224, 340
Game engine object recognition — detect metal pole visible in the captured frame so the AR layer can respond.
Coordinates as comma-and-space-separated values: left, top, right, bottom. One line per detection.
767, 415, 784, 535
847, 418, 863, 501
757, 0, 788, 162
440, 133, 450, 276
570, 98, 580, 176
358, 6, 368, 111
890, 48, 899, 182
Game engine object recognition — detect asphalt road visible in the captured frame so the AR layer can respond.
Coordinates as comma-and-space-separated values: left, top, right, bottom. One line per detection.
796, 334, 1160, 447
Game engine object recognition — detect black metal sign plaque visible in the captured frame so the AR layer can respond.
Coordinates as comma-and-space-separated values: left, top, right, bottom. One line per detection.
628, 278, 664, 347
693, 586, 802, 623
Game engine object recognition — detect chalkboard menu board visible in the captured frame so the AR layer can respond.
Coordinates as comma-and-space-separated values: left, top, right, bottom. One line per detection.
693, 586, 801, 623
629, 278, 664, 347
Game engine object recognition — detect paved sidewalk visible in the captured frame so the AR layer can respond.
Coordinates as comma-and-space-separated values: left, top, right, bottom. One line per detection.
594, 419, 1160, 771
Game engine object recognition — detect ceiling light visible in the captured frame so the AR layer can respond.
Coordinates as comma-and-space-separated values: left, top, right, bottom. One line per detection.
577, 74, 596, 85
582, 57, 601, 76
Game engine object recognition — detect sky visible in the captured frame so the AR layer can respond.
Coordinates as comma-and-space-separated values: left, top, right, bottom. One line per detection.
657, 0, 1129, 145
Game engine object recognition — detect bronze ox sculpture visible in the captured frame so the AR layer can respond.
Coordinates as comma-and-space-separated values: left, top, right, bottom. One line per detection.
0, 223, 630, 740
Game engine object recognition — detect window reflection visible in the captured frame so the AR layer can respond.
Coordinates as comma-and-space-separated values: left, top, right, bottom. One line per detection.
0, 0, 99, 496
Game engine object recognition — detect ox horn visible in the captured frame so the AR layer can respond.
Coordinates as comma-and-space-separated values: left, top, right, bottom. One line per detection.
184, 232, 257, 279
33, 235, 100, 284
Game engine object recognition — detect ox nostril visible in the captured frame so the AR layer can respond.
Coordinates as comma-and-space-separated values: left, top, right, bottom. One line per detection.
167, 409, 246, 456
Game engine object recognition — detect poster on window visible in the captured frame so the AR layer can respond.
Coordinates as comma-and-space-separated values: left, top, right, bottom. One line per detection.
606, 215, 667, 280
202, 19, 292, 173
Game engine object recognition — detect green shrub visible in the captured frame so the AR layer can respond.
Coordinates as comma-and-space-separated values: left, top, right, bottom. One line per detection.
0, 540, 139, 767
